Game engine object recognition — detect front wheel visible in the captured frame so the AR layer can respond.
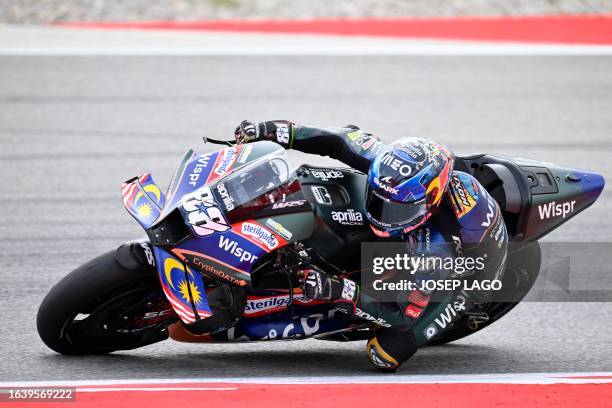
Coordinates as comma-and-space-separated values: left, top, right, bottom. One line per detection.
37, 244, 174, 355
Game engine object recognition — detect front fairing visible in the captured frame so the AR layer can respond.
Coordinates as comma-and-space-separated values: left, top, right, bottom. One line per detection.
122, 141, 314, 326
153, 246, 213, 324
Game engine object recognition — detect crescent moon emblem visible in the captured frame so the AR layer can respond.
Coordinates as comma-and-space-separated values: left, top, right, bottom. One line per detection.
164, 258, 184, 290
135, 184, 162, 205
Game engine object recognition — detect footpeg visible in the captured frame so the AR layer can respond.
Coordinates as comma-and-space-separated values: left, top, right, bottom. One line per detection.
464, 311, 489, 324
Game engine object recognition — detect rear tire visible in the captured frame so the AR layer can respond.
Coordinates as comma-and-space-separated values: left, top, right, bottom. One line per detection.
429, 241, 541, 346
37, 245, 170, 355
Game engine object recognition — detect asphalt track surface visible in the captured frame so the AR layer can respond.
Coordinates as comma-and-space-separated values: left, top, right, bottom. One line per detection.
0, 55, 611, 381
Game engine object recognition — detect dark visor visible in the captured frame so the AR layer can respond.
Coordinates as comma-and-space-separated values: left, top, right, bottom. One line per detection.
365, 185, 429, 227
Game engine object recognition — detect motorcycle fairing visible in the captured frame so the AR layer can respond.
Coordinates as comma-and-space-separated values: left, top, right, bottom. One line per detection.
169, 216, 293, 287
455, 154, 605, 242
121, 173, 165, 229
514, 160, 605, 242
158, 149, 217, 221
157, 143, 280, 221
152, 246, 212, 324
231, 219, 289, 252
178, 185, 232, 239
169, 301, 352, 343
212, 308, 351, 342
169, 213, 313, 289
242, 291, 326, 318
159, 142, 293, 222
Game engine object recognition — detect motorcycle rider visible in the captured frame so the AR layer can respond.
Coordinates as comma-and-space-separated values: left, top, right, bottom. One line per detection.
234, 120, 508, 371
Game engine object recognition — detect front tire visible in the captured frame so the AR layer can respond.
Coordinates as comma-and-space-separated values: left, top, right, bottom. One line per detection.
37, 245, 171, 355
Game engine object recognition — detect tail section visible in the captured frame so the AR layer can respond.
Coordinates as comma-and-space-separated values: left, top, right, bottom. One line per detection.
517, 162, 605, 241
456, 154, 605, 242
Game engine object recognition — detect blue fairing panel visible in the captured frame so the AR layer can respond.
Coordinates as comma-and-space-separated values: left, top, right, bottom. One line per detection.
121, 173, 165, 229
153, 246, 212, 325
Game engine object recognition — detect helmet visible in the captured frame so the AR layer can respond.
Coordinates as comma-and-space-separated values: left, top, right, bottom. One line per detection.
365, 137, 454, 237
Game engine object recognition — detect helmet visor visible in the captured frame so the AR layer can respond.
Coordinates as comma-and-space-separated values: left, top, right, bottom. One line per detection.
365, 185, 430, 227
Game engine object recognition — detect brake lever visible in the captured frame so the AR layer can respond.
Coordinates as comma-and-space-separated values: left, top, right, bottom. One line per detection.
202, 136, 236, 146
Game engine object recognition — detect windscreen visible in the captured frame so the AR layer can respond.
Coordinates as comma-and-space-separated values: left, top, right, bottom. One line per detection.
214, 148, 296, 211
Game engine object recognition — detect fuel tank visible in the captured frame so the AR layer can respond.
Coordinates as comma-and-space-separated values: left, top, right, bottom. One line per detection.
297, 165, 375, 271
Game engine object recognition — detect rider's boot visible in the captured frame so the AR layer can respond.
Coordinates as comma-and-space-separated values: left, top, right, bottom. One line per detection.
366, 326, 418, 372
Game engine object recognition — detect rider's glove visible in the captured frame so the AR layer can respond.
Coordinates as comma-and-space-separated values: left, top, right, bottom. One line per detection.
302, 269, 358, 314
234, 120, 260, 144
234, 120, 294, 146
303, 269, 333, 300
303, 269, 359, 315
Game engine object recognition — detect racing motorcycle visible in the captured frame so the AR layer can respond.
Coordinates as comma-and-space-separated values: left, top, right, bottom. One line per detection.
37, 140, 604, 357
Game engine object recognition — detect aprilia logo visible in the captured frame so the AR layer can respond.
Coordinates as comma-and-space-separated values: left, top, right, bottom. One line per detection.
355, 308, 391, 327
216, 182, 234, 211
311, 169, 344, 181
332, 209, 364, 225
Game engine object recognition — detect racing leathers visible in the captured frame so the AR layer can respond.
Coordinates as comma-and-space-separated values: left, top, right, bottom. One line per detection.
236, 120, 509, 371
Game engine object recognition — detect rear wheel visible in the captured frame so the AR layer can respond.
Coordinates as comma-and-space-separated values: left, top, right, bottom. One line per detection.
429, 241, 541, 346
37, 244, 174, 355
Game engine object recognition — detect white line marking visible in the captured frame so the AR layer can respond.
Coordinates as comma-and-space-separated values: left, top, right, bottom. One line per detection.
2, 372, 611, 387
2, 45, 612, 56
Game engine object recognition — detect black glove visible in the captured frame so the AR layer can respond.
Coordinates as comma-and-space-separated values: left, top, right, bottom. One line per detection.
302, 269, 359, 316
302, 269, 358, 301
234, 120, 260, 144
303, 269, 332, 300
234, 120, 294, 146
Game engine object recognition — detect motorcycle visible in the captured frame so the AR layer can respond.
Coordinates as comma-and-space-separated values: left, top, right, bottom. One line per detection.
37, 140, 604, 357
